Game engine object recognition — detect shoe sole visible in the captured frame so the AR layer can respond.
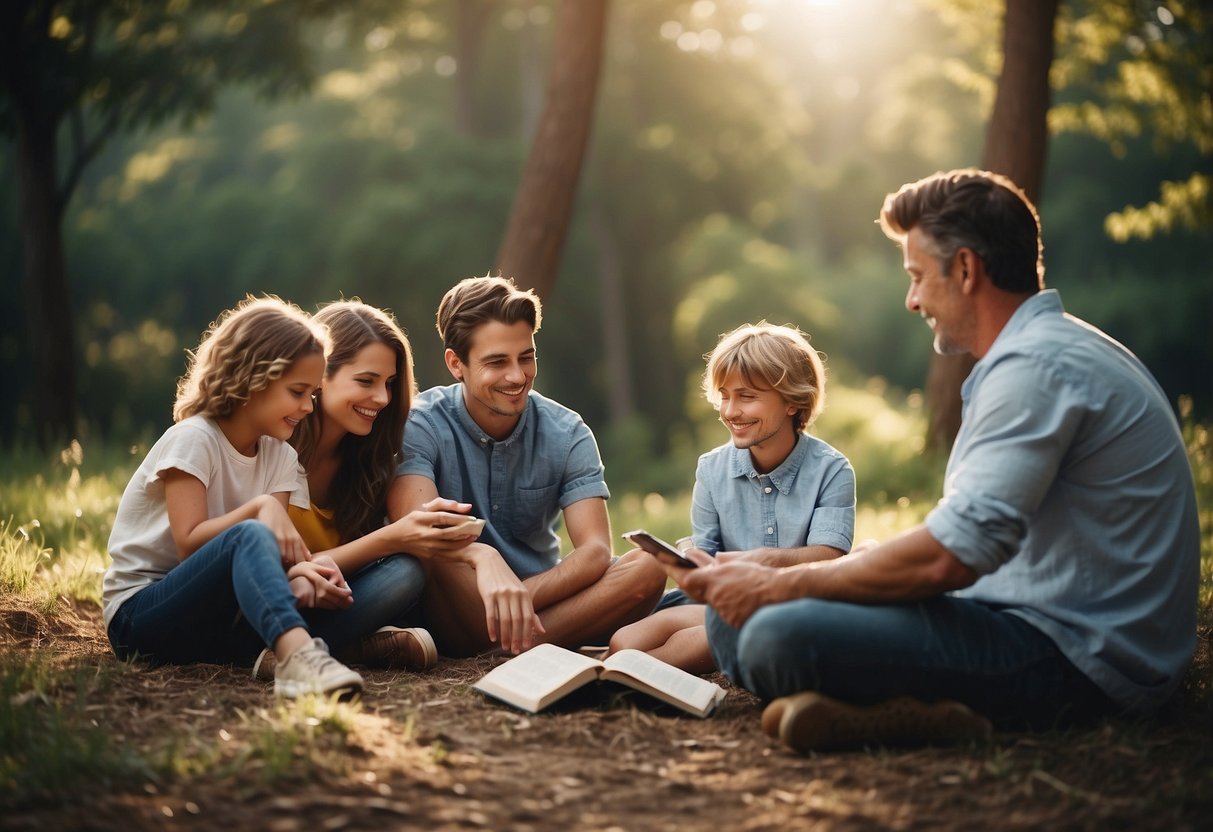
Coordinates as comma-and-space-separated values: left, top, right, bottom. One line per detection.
777, 692, 993, 753
359, 626, 439, 670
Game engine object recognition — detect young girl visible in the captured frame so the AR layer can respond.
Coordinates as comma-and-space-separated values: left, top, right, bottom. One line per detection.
270, 300, 480, 673
103, 296, 363, 699
609, 323, 856, 673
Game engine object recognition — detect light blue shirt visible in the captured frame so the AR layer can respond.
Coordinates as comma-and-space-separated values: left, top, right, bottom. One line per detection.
691, 432, 855, 555
928, 290, 1200, 711
399, 384, 610, 578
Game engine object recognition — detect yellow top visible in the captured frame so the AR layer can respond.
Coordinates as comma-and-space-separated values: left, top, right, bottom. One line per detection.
288, 503, 341, 554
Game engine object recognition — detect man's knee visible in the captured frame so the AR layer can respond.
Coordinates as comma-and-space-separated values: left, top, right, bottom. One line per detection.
737, 604, 811, 670
612, 548, 668, 598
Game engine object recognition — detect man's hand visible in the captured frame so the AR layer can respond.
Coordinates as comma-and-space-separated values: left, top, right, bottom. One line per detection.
468, 544, 545, 655
656, 549, 786, 630
689, 561, 786, 628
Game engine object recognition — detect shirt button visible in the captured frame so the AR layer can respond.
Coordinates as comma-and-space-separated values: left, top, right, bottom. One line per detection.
766, 527, 774, 534
764, 487, 772, 494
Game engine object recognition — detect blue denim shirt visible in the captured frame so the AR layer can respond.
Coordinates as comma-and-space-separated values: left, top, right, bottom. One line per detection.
398, 384, 610, 578
690, 432, 855, 555
928, 290, 1200, 711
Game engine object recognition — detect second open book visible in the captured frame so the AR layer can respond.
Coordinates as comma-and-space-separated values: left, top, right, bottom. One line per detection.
472, 642, 727, 718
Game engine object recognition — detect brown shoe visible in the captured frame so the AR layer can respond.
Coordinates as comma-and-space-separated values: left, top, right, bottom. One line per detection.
338, 626, 439, 670
772, 691, 993, 753
760, 696, 788, 738
252, 647, 275, 681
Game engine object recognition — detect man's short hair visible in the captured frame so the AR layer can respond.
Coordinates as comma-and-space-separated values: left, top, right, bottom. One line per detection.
704, 322, 826, 433
436, 274, 543, 363
878, 168, 1044, 294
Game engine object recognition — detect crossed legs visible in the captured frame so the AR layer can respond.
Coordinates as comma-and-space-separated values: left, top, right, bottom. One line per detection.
422, 549, 666, 657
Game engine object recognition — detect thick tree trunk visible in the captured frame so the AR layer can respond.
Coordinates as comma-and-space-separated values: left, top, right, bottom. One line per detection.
495, 0, 608, 299
16, 110, 78, 446
924, 0, 1058, 451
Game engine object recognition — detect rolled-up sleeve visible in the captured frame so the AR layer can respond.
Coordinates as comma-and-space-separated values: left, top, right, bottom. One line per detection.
927, 354, 1085, 575
558, 420, 610, 507
398, 410, 442, 479
806, 456, 856, 552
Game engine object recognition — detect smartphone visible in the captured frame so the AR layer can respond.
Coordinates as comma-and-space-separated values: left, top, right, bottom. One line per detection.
442, 516, 486, 536
621, 529, 698, 568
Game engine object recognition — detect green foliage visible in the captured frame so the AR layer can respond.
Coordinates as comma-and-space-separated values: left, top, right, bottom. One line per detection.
0, 656, 155, 810
0, 439, 135, 606
1, 0, 1208, 446
1180, 397, 1213, 618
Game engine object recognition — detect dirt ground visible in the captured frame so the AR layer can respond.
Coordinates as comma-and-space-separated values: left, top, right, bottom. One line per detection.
2, 597, 1211, 832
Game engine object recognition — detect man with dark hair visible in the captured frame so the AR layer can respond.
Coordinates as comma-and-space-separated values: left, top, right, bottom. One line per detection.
388, 275, 666, 657
663, 169, 1200, 752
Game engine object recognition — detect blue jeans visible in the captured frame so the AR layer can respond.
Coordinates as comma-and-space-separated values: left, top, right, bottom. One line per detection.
108, 520, 426, 666
706, 596, 1114, 729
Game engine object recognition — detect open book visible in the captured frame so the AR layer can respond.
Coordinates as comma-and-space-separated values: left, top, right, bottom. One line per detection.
472, 642, 727, 718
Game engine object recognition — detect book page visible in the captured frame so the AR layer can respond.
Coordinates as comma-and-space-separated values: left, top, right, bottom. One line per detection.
473, 643, 603, 712
600, 649, 725, 716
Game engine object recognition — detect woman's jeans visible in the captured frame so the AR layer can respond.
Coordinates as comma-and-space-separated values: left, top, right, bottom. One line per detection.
706, 595, 1114, 729
108, 520, 426, 667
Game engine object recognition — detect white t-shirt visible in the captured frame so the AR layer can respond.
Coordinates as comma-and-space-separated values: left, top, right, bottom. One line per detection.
102, 415, 301, 627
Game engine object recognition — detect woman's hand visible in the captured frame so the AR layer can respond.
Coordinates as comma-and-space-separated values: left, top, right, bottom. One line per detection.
383, 498, 489, 558
287, 559, 353, 609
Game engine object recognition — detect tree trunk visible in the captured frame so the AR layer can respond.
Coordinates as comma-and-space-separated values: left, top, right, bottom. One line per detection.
15, 109, 78, 446
454, 0, 492, 136
587, 202, 634, 423
495, 0, 608, 300
924, 0, 1058, 451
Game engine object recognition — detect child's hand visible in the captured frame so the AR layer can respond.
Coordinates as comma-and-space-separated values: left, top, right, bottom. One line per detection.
288, 574, 317, 608
287, 560, 354, 610
255, 496, 311, 567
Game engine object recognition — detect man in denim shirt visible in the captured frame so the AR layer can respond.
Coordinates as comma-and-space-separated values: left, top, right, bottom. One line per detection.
389, 276, 666, 657
666, 170, 1200, 752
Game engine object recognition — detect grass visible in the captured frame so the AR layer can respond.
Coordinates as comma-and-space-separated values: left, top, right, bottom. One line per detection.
0, 655, 155, 810
0, 388, 1210, 811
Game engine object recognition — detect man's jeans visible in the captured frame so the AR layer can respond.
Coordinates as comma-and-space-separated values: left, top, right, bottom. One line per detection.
108, 519, 426, 667
706, 596, 1113, 729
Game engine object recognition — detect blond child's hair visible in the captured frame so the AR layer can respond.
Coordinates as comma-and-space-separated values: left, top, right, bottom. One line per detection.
703, 322, 826, 433
173, 295, 327, 422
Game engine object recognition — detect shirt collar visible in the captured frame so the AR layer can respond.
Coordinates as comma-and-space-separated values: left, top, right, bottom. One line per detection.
990, 289, 1063, 351
725, 433, 810, 494
452, 385, 532, 447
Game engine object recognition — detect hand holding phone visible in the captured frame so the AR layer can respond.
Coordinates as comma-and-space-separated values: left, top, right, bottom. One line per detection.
621, 529, 698, 568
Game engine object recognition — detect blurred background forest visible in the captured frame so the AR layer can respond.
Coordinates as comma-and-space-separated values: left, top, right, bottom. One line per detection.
2, 0, 1210, 501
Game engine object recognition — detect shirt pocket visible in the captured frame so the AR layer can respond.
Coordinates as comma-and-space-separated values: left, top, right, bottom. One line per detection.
510, 483, 560, 542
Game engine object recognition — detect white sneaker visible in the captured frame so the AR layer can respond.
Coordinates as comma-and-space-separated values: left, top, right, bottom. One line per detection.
273, 638, 364, 699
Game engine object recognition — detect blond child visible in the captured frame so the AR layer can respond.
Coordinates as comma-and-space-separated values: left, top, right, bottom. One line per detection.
610, 322, 856, 673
